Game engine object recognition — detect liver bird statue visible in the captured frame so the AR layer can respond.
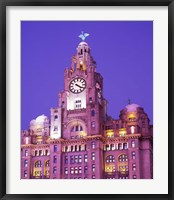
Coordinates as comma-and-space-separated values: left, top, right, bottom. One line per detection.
78, 31, 90, 41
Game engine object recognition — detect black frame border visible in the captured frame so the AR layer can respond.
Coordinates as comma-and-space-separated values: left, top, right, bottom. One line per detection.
0, 0, 173, 200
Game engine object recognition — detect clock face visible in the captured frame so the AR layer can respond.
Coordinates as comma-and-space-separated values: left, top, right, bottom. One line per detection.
69, 78, 86, 94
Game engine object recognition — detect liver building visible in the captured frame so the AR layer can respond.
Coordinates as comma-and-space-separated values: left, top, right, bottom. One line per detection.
21, 33, 153, 179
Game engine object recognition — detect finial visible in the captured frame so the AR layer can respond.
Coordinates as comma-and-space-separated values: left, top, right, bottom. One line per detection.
128, 98, 131, 105
78, 31, 90, 41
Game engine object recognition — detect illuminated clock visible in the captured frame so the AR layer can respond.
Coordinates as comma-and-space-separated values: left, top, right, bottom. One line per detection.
69, 78, 86, 94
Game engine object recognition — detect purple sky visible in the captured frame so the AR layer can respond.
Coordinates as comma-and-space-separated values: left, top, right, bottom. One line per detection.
21, 21, 153, 130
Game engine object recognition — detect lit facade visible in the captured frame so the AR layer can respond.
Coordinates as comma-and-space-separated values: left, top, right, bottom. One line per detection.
21, 40, 153, 179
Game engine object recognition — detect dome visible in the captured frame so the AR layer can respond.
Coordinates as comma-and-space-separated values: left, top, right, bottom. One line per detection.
125, 104, 140, 112
35, 114, 48, 123
78, 41, 88, 46
30, 119, 36, 125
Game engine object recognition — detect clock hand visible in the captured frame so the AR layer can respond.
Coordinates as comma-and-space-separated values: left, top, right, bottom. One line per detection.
75, 83, 83, 89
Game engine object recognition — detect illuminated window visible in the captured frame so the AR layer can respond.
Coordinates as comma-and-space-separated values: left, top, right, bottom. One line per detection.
53, 167, 57, 174
118, 143, 122, 150
75, 167, 78, 174
79, 166, 82, 174
92, 175, 95, 179
53, 155, 57, 163
79, 155, 82, 163
106, 155, 115, 163
131, 140, 135, 148
24, 170, 27, 177
64, 167, 68, 175
54, 145, 57, 152
132, 151, 136, 159
91, 142, 95, 149
91, 121, 95, 128
84, 154, 88, 163
111, 144, 115, 150
45, 150, 49, 156
123, 143, 128, 150
92, 164, 95, 172
119, 128, 127, 137
133, 175, 136, 179
118, 154, 128, 162
132, 163, 136, 171
91, 110, 95, 116
65, 156, 68, 164
106, 144, 110, 151
106, 130, 114, 138
45, 160, 50, 167
92, 152, 95, 161
119, 165, 129, 173
130, 126, 135, 134
24, 160, 28, 167
70, 167, 74, 174
25, 150, 28, 156
75, 155, 78, 163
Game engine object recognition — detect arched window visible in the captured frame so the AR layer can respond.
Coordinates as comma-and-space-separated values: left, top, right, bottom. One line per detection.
35, 160, 42, 168
45, 160, 50, 167
106, 155, 115, 163
91, 110, 95, 116
118, 154, 129, 175
118, 154, 128, 162
71, 127, 74, 132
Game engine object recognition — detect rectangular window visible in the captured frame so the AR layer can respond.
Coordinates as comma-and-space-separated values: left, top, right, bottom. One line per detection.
24, 160, 28, 167
106, 144, 110, 151
133, 175, 136, 179
92, 164, 95, 172
84, 166, 88, 174
118, 143, 122, 150
132, 151, 136, 159
70, 156, 74, 164
92, 152, 95, 161
25, 150, 28, 156
24, 170, 27, 177
64, 167, 68, 175
75, 155, 78, 163
132, 163, 136, 171
131, 140, 135, 148
79, 166, 82, 174
70, 167, 74, 174
78, 155, 82, 163
111, 144, 115, 150
39, 150, 42, 156
54, 145, 57, 152
53, 155, 57, 163
123, 143, 128, 150
91, 142, 95, 149
75, 167, 78, 174
84, 154, 88, 163
53, 167, 57, 174
65, 156, 68, 164
91, 121, 95, 128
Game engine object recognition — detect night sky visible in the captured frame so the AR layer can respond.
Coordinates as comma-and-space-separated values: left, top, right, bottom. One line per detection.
21, 21, 153, 130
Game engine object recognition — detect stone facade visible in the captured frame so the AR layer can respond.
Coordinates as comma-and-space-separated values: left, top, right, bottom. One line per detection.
21, 41, 153, 179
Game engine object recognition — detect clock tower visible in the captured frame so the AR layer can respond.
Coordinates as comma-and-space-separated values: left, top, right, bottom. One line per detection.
52, 39, 108, 140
